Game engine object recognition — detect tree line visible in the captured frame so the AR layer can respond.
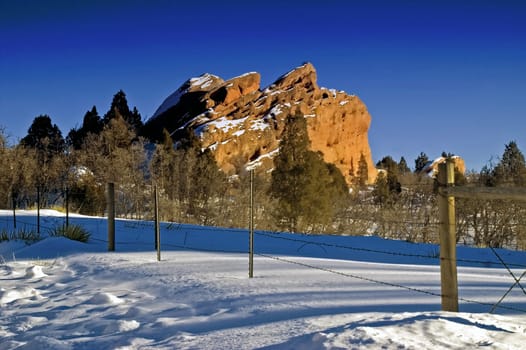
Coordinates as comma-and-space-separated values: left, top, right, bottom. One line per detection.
0, 90, 525, 250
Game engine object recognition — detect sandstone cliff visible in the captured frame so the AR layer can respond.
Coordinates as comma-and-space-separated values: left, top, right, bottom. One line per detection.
145, 63, 377, 184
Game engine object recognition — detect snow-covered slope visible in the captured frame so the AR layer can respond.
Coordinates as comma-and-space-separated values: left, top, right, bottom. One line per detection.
1, 210, 525, 349
151, 73, 222, 120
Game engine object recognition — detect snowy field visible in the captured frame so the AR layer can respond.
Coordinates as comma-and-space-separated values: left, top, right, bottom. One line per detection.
1, 210, 525, 349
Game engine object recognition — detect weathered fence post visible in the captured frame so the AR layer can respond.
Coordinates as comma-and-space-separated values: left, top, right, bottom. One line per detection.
154, 185, 161, 261
65, 186, 69, 228
249, 169, 255, 278
37, 185, 41, 234
107, 182, 115, 252
12, 191, 16, 229
438, 159, 458, 312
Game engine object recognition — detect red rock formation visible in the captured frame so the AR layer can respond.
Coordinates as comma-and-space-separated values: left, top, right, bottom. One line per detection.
422, 156, 466, 176
146, 63, 377, 184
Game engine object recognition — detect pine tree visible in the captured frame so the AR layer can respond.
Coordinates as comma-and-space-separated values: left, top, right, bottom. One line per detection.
169, 129, 226, 224
67, 106, 103, 149
270, 114, 348, 232
20, 115, 67, 209
356, 153, 369, 189
21, 115, 65, 156
375, 155, 401, 199
373, 171, 390, 204
414, 152, 429, 173
150, 129, 176, 195
493, 141, 526, 186
398, 156, 410, 174
103, 90, 143, 134
104, 90, 130, 124
130, 107, 143, 134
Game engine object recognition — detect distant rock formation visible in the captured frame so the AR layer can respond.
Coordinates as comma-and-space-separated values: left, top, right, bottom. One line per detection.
145, 63, 377, 184
422, 156, 466, 176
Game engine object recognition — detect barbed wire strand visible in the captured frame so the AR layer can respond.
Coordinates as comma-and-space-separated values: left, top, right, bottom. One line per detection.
255, 231, 526, 269
2, 214, 525, 269
490, 247, 526, 294
85, 235, 526, 314
255, 252, 526, 314
3, 220, 525, 314
490, 270, 526, 314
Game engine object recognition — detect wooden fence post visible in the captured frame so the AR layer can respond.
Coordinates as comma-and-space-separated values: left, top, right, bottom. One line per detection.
65, 186, 69, 228
154, 185, 161, 261
107, 182, 115, 252
12, 191, 16, 229
37, 185, 40, 234
249, 169, 255, 278
438, 159, 458, 312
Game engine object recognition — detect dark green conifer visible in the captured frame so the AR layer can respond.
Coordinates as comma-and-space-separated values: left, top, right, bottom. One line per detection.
270, 114, 348, 232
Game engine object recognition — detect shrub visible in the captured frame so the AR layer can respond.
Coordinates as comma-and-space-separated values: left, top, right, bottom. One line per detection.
0, 229, 8, 242
50, 224, 91, 243
0, 228, 41, 243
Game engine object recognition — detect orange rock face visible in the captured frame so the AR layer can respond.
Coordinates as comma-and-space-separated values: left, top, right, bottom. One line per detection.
146, 63, 377, 185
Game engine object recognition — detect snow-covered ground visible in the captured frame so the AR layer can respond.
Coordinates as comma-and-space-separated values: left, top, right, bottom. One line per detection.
1, 210, 525, 349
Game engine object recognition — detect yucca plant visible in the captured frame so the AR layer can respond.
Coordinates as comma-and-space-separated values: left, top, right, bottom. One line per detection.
0, 229, 9, 242
16, 228, 41, 243
50, 224, 91, 243
0, 228, 40, 243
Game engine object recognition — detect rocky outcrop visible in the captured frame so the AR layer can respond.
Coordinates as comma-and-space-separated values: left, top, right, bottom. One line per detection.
145, 63, 377, 184
422, 156, 466, 176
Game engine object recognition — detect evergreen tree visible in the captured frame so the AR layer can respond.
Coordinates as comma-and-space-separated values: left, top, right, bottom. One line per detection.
493, 141, 526, 186
375, 155, 401, 200
150, 129, 176, 196
270, 114, 348, 232
67, 106, 103, 149
130, 107, 143, 134
82, 106, 103, 134
414, 152, 429, 173
103, 90, 143, 134
171, 129, 226, 224
356, 153, 369, 189
21, 115, 65, 156
104, 90, 130, 124
398, 156, 410, 174
372, 171, 390, 204
20, 115, 67, 209
376, 156, 397, 173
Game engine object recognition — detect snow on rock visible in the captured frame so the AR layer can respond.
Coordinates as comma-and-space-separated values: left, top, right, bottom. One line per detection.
250, 118, 270, 132
151, 73, 223, 120
189, 73, 220, 89
208, 115, 248, 133
151, 86, 187, 119
145, 62, 377, 184
245, 148, 280, 171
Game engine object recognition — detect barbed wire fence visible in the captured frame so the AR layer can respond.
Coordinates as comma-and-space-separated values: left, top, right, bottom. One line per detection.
1, 210, 525, 315
1, 170, 526, 315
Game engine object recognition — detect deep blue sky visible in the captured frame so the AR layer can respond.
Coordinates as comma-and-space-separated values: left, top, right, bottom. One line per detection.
1, 0, 525, 171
